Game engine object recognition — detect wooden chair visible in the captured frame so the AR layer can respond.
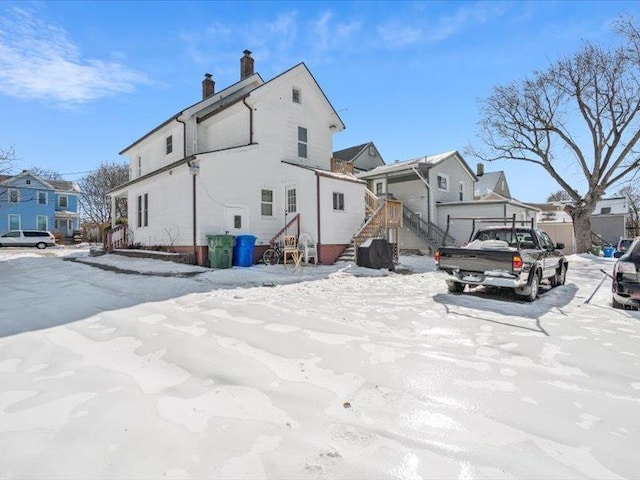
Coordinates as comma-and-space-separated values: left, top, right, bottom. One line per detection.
282, 235, 299, 267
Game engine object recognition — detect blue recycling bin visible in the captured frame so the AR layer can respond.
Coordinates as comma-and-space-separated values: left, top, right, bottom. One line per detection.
232, 235, 257, 267
603, 246, 615, 258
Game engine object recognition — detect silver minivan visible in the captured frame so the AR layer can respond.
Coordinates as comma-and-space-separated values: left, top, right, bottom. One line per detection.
0, 230, 57, 249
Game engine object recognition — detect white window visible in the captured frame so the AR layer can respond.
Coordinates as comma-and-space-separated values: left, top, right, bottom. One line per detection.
292, 88, 301, 104
261, 189, 273, 216
286, 187, 297, 214
137, 156, 142, 177
166, 135, 173, 155
8, 214, 20, 230
8, 188, 19, 203
368, 145, 376, 156
298, 127, 307, 158
37, 215, 48, 231
333, 192, 345, 211
375, 181, 384, 195
58, 195, 68, 208
437, 173, 449, 192
38, 191, 48, 205
459, 182, 464, 201
137, 193, 148, 227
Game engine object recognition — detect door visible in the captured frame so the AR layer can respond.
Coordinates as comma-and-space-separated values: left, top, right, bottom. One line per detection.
225, 205, 249, 235
285, 186, 297, 220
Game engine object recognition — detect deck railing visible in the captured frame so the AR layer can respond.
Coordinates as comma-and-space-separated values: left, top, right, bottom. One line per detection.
353, 199, 402, 250
268, 213, 300, 246
330, 158, 355, 175
104, 224, 128, 252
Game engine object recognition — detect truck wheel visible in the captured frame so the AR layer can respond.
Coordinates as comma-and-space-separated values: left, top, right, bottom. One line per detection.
448, 282, 465, 293
551, 264, 566, 287
612, 296, 624, 309
523, 272, 540, 302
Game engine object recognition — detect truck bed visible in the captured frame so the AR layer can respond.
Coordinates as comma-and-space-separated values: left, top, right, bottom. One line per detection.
437, 246, 517, 275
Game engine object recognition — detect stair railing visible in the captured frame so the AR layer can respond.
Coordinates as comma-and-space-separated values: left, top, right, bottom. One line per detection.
268, 213, 300, 246
402, 207, 457, 248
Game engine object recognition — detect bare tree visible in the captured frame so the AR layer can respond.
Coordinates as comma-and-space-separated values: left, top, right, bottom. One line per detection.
468, 16, 640, 253
79, 162, 129, 236
28, 166, 64, 181
0, 145, 16, 174
546, 190, 572, 202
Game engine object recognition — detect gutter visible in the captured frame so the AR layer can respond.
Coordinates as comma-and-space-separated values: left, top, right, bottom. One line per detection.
411, 165, 432, 225
176, 116, 187, 158
242, 96, 254, 144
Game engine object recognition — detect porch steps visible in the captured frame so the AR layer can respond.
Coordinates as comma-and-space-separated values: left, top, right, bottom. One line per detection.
337, 241, 356, 263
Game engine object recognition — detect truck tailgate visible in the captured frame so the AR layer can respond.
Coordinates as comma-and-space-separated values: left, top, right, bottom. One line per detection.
438, 248, 515, 274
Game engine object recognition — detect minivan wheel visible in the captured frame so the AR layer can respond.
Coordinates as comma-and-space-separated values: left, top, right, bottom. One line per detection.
36, 242, 47, 249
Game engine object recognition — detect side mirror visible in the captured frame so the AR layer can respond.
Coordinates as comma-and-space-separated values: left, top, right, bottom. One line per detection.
556, 243, 565, 250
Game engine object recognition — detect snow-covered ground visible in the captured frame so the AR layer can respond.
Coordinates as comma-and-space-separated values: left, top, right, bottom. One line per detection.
0, 246, 638, 479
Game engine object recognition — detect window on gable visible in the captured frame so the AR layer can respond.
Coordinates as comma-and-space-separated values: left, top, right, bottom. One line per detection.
437, 174, 449, 192
333, 192, 345, 211
26, 179, 31, 185
166, 135, 173, 155
8, 214, 20, 230
8, 188, 19, 203
292, 88, 301, 104
369, 145, 376, 156
298, 127, 308, 159
59, 196, 68, 208
459, 182, 464, 201
261, 189, 273, 216
38, 191, 47, 205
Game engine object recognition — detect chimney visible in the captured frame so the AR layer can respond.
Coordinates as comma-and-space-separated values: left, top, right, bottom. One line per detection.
202, 73, 215, 99
240, 49, 254, 80
476, 162, 484, 177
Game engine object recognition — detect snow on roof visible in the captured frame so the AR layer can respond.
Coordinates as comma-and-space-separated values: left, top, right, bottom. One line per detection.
593, 197, 628, 215
474, 171, 503, 197
357, 150, 464, 178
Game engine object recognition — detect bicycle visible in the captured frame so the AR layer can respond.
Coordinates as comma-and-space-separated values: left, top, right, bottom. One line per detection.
262, 243, 282, 265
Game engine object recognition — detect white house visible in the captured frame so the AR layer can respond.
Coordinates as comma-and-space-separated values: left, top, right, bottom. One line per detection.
333, 142, 386, 173
109, 51, 369, 265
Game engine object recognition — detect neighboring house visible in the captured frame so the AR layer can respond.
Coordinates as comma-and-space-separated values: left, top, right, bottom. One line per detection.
0, 170, 80, 237
357, 151, 539, 250
531, 196, 629, 253
333, 142, 386, 173
108, 51, 397, 265
474, 167, 511, 199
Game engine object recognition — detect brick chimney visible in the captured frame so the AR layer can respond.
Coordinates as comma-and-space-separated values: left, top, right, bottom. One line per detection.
202, 73, 215, 99
240, 50, 254, 80
476, 162, 484, 177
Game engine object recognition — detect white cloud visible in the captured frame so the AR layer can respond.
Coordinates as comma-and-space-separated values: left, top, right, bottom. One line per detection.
0, 7, 149, 105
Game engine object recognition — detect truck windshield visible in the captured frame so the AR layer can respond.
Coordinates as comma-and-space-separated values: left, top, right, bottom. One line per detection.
475, 229, 535, 248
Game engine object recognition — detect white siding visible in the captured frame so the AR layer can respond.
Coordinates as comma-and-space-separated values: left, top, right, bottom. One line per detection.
124, 122, 184, 178
198, 103, 250, 152
318, 176, 365, 244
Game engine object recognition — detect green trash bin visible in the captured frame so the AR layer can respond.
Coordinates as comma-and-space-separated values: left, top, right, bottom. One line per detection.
207, 235, 235, 268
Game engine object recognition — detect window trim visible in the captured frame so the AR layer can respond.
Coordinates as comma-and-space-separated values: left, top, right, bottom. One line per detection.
137, 193, 149, 228
8, 214, 20, 230
297, 126, 308, 159
332, 192, 345, 211
36, 215, 48, 231
8, 188, 19, 203
458, 181, 464, 201
375, 181, 384, 195
38, 191, 48, 205
437, 173, 449, 192
292, 87, 301, 104
58, 195, 68, 208
260, 189, 274, 217
166, 135, 173, 155
137, 156, 142, 177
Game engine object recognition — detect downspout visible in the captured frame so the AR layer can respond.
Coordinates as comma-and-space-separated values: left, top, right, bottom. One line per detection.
316, 173, 321, 264
242, 97, 254, 144
177, 115, 197, 265
411, 165, 432, 225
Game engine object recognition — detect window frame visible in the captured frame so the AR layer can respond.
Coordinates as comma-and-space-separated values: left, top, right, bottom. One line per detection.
375, 181, 384, 195
437, 173, 449, 192
292, 87, 301, 104
8, 214, 20, 230
38, 191, 48, 205
58, 195, 68, 208
297, 126, 308, 159
36, 215, 48, 231
137, 156, 142, 177
458, 181, 464, 201
332, 192, 345, 211
137, 193, 149, 228
260, 189, 274, 217
166, 135, 173, 155
8, 188, 19, 203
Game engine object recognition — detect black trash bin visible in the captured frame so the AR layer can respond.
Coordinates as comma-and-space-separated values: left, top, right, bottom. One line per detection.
356, 238, 395, 270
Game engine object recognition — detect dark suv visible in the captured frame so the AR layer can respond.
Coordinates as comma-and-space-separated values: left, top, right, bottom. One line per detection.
612, 237, 640, 309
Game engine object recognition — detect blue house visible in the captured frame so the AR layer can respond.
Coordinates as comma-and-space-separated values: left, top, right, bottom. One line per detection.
0, 170, 80, 237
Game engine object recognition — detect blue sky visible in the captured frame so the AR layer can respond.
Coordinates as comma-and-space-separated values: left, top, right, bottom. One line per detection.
0, 1, 635, 202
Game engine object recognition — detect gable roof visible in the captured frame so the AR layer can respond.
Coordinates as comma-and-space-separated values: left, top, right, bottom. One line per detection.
0, 171, 80, 193
475, 171, 507, 198
357, 150, 476, 180
333, 143, 370, 162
